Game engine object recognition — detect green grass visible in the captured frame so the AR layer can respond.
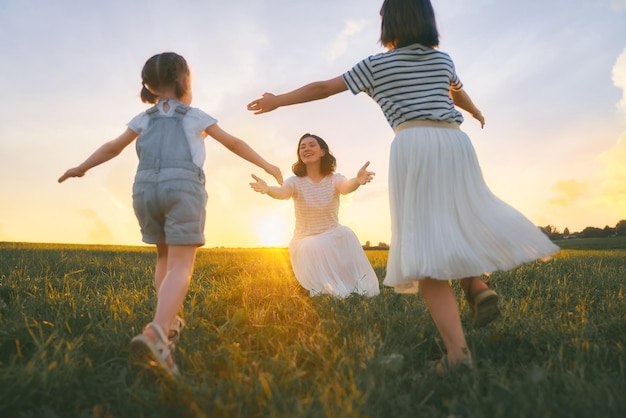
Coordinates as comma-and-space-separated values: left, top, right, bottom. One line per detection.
0, 241, 624, 418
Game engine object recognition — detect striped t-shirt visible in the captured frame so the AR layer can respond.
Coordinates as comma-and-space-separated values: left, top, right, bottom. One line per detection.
285, 173, 346, 240
342, 44, 464, 129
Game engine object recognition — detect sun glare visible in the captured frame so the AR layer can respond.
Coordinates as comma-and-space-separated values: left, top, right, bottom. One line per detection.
257, 216, 290, 247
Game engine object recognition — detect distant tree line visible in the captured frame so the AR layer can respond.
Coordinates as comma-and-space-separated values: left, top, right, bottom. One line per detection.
362, 220, 626, 248
540, 219, 626, 240
362, 241, 390, 250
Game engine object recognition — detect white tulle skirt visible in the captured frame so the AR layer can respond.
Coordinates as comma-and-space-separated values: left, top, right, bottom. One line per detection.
383, 125, 559, 294
289, 225, 381, 298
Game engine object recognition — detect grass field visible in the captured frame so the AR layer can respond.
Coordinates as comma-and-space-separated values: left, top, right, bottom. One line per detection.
0, 239, 625, 418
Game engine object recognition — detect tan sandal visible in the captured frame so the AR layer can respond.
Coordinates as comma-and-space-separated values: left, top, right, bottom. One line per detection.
130, 322, 180, 377
465, 279, 501, 328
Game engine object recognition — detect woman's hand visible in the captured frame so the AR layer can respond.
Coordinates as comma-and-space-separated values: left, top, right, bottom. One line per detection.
250, 174, 270, 194
472, 111, 485, 128
356, 161, 375, 185
247, 93, 279, 115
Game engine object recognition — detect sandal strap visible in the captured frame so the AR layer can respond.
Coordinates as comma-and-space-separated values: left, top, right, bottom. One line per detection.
474, 288, 497, 305
146, 322, 169, 344
144, 323, 174, 366
465, 278, 495, 304
131, 322, 180, 377
168, 316, 185, 351
169, 316, 185, 339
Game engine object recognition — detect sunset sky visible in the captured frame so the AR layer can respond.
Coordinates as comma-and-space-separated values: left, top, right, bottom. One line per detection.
1, 0, 625, 248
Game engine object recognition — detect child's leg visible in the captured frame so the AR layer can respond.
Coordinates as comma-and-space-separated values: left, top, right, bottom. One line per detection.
419, 278, 471, 363
144, 245, 197, 340
154, 243, 169, 292
153, 243, 186, 340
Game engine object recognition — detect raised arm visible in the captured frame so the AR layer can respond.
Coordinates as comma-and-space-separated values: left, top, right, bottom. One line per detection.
450, 88, 485, 128
249, 174, 293, 200
58, 128, 138, 183
205, 123, 283, 185
247, 76, 348, 115
336, 161, 375, 195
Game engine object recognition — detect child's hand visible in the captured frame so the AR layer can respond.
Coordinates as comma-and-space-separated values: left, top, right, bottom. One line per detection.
250, 174, 270, 194
356, 161, 375, 185
265, 165, 283, 185
58, 167, 86, 183
247, 93, 279, 115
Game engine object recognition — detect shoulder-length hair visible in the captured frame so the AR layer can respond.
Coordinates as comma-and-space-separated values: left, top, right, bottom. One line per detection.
379, 0, 439, 49
292, 133, 337, 177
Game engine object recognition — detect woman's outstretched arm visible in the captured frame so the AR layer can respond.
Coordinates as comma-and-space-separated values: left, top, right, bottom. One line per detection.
247, 76, 348, 114
336, 162, 375, 195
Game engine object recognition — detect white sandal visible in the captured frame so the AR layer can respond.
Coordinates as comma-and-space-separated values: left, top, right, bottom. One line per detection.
168, 315, 185, 348
130, 322, 180, 377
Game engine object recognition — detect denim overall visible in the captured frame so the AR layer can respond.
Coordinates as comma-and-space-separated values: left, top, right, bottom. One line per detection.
132, 104, 207, 246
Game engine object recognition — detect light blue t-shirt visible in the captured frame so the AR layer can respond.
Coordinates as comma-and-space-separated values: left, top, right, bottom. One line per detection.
127, 99, 217, 167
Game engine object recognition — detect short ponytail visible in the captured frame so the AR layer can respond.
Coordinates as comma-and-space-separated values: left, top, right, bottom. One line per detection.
140, 84, 159, 104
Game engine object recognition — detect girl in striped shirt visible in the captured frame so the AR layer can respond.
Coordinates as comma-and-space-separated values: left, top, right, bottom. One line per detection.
247, 0, 558, 375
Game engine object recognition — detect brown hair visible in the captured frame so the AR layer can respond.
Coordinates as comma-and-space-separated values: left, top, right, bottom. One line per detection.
379, 0, 439, 49
292, 133, 337, 177
140, 52, 190, 104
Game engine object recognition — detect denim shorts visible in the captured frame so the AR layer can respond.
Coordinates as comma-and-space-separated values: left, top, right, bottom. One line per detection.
132, 168, 207, 246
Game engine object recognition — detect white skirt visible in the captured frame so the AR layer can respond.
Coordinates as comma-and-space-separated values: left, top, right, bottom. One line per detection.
383, 126, 559, 293
289, 225, 381, 298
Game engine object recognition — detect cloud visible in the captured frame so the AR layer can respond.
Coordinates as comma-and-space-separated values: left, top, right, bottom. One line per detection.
548, 179, 590, 206
597, 132, 626, 204
599, 47, 626, 211
329, 19, 368, 61
613, 46, 626, 115
553, 50, 626, 222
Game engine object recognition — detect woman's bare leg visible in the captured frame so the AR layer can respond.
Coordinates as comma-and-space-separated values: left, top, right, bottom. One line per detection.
419, 278, 471, 364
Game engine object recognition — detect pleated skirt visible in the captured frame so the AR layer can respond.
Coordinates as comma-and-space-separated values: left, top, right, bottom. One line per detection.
383, 125, 559, 294
289, 225, 381, 298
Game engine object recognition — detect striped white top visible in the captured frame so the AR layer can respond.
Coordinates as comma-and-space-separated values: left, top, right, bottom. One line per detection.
342, 44, 464, 129
285, 173, 346, 240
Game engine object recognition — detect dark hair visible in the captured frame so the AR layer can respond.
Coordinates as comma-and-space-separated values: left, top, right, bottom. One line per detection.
379, 0, 439, 49
292, 133, 336, 177
140, 52, 190, 104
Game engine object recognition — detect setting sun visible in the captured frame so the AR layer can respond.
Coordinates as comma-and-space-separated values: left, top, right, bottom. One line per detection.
256, 215, 290, 247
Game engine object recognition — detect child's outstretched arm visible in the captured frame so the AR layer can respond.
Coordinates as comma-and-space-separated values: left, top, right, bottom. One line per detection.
205, 124, 283, 185
336, 161, 375, 195
249, 174, 293, 200
450, 88, 485, 128
58, 128, 138, 183
247, 76, 348, 115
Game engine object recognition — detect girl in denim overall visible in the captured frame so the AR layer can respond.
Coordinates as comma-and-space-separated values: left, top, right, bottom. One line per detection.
59, 52, 283, 377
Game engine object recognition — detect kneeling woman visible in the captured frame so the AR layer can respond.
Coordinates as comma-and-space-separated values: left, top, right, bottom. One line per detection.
250, 133, 380, 298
